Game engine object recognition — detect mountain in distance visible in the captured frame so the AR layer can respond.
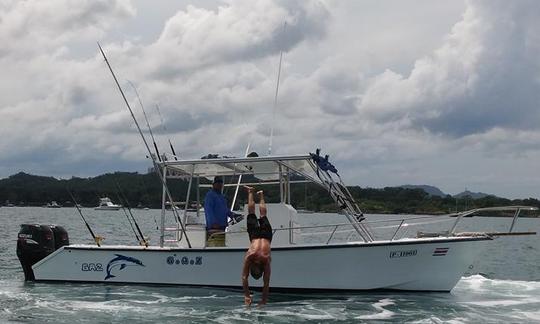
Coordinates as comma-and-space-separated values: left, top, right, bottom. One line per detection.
399, 184, 498, 200
453, 190, 494, 199
399, 185, 447, 197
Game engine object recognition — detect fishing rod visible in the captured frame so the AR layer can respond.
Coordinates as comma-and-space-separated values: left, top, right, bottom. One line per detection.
114, 189, 141, 244
97, 42, 192, 248
115, 181, 148, 247
230, 142, 251, 211
155, 104, 178, 160
127, 80, 162, 162
268, 22, 286, 156
66, 188, 101, 247
140, 178, 159, 230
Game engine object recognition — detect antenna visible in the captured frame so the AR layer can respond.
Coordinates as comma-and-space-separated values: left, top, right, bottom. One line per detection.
268, 22, 287, 156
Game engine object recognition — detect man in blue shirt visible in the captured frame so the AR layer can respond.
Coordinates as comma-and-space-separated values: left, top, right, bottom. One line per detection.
205, 176, 233, 246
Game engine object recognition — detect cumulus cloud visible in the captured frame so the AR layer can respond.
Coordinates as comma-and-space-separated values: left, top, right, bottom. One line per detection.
358, 0, 540, 137
141, 0, 328, 79
0, 0, 331, 175
0, 0, 135, 57
0, 0, 539, 198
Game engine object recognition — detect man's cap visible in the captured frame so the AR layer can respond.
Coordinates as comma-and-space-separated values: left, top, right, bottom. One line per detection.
213, 176, 224, 184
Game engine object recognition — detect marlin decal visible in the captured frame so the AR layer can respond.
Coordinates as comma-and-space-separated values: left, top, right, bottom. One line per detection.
104, 254, 145, 280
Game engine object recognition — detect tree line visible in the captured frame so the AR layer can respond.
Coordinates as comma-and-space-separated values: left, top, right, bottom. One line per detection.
0, 172, 538, 215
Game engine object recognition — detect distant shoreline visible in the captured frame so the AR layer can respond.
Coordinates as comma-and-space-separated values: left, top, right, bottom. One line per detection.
0, 171, 538, 216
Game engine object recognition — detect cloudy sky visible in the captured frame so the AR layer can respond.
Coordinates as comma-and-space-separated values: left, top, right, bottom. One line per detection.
0, 0, 539, 198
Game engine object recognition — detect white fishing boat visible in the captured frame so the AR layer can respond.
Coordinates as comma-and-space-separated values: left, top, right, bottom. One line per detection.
16, 153, 537, 292
15, 46, 536, 292
46, 201, 61, 208
94, 197, 122, 211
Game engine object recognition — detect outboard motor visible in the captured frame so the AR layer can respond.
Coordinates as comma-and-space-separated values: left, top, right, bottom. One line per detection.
50, 225, 69, 250
16, 224, 69, 281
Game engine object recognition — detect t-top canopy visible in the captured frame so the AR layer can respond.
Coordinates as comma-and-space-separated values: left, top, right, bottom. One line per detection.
159, 154, 319, 182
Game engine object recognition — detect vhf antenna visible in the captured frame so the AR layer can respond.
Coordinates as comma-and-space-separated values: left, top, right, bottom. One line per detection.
268, 22, 287, 156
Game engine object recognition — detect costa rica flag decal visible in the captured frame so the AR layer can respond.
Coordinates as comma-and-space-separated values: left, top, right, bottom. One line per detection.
433, 247, 449, 256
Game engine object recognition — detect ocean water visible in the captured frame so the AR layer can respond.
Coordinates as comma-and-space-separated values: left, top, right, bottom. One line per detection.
0, 207, 538, 323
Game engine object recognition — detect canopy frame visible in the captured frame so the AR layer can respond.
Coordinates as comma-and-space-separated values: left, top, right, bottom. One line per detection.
157, 154, 374, 245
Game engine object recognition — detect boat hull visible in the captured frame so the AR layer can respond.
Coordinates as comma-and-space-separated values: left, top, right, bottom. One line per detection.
31, 236, 490, 291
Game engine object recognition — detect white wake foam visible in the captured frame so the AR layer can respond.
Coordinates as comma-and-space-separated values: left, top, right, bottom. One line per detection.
355, 298, 395, 320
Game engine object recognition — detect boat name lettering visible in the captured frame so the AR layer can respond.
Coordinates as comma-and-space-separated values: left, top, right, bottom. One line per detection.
389, 249, 417, 258
81, 263, 103, 271
166, 256, 202, 266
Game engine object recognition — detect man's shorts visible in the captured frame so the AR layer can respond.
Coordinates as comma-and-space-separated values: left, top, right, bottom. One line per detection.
247, 214, 273, 242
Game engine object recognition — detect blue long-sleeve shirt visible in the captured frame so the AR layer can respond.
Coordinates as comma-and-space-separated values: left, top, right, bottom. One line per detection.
204, 189, 232, 230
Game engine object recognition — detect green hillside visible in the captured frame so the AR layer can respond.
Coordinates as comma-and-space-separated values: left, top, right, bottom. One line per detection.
0, 172, 538, 215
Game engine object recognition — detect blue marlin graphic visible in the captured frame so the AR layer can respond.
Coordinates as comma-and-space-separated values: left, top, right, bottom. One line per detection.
104, 254, 145, 280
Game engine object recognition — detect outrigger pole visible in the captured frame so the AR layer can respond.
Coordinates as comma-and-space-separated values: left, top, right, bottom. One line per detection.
66, 189, 101, 247
127, 80, 161, 162
97, 42, 192, 248
155, 104, 178, 160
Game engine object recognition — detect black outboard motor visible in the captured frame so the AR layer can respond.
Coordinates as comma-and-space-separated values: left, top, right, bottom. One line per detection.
16, 224, 69, 281
50, 225, 69, 250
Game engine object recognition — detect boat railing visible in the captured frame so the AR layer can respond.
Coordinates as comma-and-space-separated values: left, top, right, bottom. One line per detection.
294, 215, 456, 243
208, 215, 454, 244
207, 206, 537, 245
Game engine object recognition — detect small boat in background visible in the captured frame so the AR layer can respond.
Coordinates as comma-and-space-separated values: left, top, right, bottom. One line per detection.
135, 202, 150, 210
94, 197, 121, 211
46, 201, 61, 208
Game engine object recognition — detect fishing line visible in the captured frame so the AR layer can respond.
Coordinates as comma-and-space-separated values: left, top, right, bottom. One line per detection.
115, 189, 141, 244
140, 178, 159, 230
155, 104, 178, 160
115, 181, 148, 247
127, 80, 162, 162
